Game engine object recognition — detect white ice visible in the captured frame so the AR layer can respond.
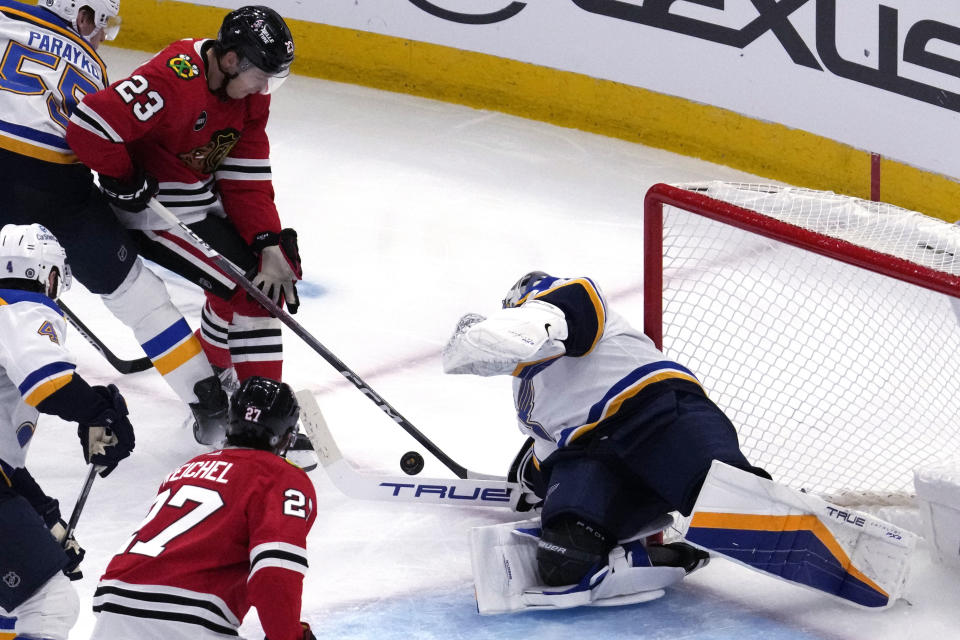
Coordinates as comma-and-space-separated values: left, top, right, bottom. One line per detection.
26, 46, 959, 638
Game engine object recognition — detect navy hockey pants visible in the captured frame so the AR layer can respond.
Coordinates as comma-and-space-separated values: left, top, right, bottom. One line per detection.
0, 486, 69, 612
538, 388, 767, 539
0, 150, 138, 294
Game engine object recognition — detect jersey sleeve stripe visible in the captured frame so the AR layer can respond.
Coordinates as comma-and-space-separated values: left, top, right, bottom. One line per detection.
70, 103, 123, 143
249, 541, 308, 580
213, 169, 272, 182
19, 362, 76, 406
248, 557, 309, 581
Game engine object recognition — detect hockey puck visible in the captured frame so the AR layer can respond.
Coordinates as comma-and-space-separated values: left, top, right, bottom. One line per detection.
400, 451, 425, 475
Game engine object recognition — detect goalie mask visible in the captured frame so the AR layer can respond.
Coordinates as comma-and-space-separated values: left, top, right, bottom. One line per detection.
39, 0, 122, 41
227, 376, 300, 454
502, 270, 550, 309
0, 224, 72, 299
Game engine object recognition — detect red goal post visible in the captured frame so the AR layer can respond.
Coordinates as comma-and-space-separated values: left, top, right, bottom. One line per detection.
643, 182, 960, 501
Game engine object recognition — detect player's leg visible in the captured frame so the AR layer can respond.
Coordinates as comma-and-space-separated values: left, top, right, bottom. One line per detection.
0, 490, 77, 640
535, 456, 622, 586
609, 388, 770, 518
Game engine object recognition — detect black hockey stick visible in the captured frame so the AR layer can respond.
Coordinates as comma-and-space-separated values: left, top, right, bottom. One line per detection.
60, 301, 153, 374
64, 464, 101, 542
147, 200, 493, 480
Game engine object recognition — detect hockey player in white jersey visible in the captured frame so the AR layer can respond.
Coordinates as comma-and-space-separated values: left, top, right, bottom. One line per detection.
446, 272, 916, 613
0, 224, 136, 640
0, 0, 230, 444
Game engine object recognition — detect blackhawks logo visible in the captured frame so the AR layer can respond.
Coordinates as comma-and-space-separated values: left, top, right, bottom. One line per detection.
178, 128, 241, 174
167, 53, 200, 80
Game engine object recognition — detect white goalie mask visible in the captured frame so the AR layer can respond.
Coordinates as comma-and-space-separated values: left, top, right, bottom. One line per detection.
39, 0, 122, 41
0, 224, 72, 299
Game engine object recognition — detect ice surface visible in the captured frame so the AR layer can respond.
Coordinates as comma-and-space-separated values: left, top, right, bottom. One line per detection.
25, 47, 959, 638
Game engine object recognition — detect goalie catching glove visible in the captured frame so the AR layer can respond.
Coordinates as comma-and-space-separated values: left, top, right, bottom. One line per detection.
442, 300, 568, 376
77, 384, 135, 477
250, 229, 302, 313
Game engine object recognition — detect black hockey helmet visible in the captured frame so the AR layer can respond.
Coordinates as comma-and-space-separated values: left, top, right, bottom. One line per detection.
227, 376, 300, 453
502, 271, 550, 308
217, 5, 294, 75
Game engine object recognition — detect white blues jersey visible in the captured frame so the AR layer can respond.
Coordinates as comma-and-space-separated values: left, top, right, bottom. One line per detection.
0, 1, 107, 164
0, 289, 75, 470
509, 277, 703, 463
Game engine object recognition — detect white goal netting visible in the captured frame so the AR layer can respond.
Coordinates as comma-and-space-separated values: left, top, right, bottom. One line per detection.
648, 182, 960, 501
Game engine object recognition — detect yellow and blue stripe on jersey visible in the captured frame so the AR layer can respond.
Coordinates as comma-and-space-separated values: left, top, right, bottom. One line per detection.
18, 359, 75, 406
141, 318, 203, 375
685, 511, 891, 608
556, 360, 702, 447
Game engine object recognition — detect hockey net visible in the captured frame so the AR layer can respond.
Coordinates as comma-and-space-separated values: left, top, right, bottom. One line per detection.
644, 182, 960, 505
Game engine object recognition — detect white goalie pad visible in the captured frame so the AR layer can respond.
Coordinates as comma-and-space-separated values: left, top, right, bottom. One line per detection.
470, 516, 684, 615
681, 461, 917, 609
442, 302, 567, 377
914, 458, 960, 569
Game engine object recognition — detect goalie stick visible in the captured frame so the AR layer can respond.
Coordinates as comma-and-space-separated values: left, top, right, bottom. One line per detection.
60, 301, 153, 374
147, 199, 494, 480
295, 389, 519, 509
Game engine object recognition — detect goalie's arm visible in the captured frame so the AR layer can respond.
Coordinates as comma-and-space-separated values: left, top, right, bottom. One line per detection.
526, 277, 606, 357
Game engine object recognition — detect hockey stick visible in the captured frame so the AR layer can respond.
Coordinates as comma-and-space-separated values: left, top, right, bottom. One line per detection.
60, 301, 153, 374
64, 464, 102, 542
147, 199, 493, 480
295, 389, 518, 508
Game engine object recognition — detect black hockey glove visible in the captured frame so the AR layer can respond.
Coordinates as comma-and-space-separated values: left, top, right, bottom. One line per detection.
250, 228, 302, 313
99, 171, 159, 213
77, 384, 136, 477
507, 437, 544, 512
50, 519, 85, 581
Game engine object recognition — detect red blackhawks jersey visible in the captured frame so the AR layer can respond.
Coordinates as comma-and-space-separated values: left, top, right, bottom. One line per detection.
91, 447, 316, 640
65, 38, 281, 244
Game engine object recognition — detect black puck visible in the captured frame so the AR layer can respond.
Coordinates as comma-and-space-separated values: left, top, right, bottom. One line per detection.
400, 451, 425, 475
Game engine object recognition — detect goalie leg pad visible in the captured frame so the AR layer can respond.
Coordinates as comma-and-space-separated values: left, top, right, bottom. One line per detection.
470, 518, 684, 614
914, 458, 960, 569
682, 460, 917, 609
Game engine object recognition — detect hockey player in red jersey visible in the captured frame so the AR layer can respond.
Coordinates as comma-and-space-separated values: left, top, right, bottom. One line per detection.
1, 1, 229, 445
66, 6, 301, 443
89, 376, 317, 640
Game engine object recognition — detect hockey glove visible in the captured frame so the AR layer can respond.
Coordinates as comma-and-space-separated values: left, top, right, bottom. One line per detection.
507, 437, 544, 512
250, 229, 302, 313
99, 171, 159, 213
77, 384, 135, 477
50, 519, 85, 581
